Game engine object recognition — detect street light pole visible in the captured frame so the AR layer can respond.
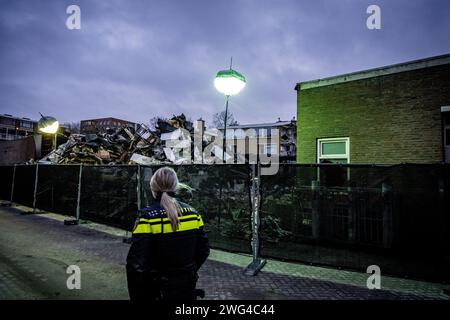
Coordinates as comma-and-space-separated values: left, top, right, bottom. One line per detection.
222, 95, 229, 164
214, 58, 245, 163
222, 57, 233, 164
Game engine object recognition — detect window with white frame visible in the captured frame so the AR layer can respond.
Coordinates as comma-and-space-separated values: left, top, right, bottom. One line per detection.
235, 129, 244, 139
20, 121, 32, 129
259, 128, 272, 137
263, 143, 277, 155
317, 137, 350, 163
226, 129, 236, 139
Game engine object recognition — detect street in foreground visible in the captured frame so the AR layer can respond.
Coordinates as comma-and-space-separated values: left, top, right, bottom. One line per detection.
0, 206, 447, 300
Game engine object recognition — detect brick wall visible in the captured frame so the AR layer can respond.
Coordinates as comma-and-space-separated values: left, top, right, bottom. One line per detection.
296, 64, 450, 164
0, 135, 36, 164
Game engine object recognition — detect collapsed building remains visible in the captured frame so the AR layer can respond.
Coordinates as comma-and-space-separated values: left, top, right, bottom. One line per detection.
39, 114, 199, 165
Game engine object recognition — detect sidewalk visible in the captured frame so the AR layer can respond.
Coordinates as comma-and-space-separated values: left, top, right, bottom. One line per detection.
0, 204, 447, 300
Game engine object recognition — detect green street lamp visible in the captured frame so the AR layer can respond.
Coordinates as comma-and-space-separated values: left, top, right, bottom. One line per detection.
38, 114, 59, 150
214, 59, 246, 162
214, 69, 246, 96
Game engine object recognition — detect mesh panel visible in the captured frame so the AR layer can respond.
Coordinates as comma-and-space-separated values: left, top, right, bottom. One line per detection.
388, 164, 443, 252
260, 164, 449, 281
80, 166, 138, 230
0, 165, 14, 201
35, 165, 79, 217
1, 163, 448, 281
386, 164, 447, 279
11, 165, 36, 208
140, 164, 252, 254
444, 165, 450, 256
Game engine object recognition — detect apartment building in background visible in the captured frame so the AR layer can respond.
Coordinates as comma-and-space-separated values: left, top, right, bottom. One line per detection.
218, 118, 297, 163
0, 114, 37, 141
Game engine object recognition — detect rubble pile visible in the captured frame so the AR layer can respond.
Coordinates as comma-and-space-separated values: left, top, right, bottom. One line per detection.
39, 114, 194, 165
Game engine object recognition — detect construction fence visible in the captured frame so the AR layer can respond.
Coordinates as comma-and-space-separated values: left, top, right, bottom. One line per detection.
0, 163, 449, 282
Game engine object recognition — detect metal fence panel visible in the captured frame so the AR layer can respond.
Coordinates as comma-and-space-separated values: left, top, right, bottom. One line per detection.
11, 165, 36, 208
1, 163, 448, 282
260, 164, 449, 282
140, 164, 252, 254
35, 165, 79, 217
80, 165, 138, 230
0, 165, 14, 201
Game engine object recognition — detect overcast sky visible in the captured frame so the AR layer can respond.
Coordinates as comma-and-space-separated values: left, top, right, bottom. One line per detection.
0, 0, 449, 127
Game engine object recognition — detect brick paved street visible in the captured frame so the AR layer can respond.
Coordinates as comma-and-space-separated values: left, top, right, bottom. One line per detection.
0, 205, 447, 300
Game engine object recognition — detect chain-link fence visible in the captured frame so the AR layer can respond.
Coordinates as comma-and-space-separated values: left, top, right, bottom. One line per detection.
0, 163, 449, 282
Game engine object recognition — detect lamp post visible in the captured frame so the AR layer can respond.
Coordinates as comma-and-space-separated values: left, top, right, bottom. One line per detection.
214, 59, 246, 163
38, 114, 59, 150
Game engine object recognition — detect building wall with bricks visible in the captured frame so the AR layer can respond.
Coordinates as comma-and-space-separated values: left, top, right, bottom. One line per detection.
296, 57, 450, 164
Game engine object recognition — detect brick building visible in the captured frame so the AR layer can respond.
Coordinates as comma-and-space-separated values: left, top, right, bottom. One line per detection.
80, 117, 137, 134
295, 54, 450, 164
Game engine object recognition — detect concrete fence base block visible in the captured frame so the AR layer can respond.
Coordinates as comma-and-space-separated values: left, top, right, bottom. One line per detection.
244, 258, 266, 276
0, 201, 12, 207
63, 219, 79, 226
20, 210, 37, 215
122, 237, 132, 244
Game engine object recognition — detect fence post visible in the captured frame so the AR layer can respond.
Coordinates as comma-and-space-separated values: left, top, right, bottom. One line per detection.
137, 164, 142, 211
438, 175, 450, 296
244, 163, 266, 276
30, 163, 39, 214
348, 188, 355, 242
76, 164, 83, 221
218, 181, 222, 232
64, 164, 83, 225
311, 180, 320, 239
382, 182, 393, 248
437, 178, 446, 249
123, 165, 140, 244
9, 164, 17, 204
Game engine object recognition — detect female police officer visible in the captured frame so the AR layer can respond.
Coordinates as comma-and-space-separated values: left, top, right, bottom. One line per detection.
126, 167, 210, 301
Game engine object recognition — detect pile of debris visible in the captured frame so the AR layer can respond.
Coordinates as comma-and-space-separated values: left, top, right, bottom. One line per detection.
39, 114, 194, 165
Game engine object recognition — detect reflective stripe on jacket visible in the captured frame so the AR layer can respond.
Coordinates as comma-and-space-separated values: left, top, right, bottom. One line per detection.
125, 201, 210, 300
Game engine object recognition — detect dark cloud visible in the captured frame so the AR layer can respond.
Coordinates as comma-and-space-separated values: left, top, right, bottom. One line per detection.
0, 0, 449, 126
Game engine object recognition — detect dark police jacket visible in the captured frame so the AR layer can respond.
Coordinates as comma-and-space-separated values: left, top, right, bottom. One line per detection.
126, 200, 210, 300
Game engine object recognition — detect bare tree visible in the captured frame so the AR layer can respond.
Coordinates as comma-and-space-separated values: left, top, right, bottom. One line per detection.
212, 111, 238, 128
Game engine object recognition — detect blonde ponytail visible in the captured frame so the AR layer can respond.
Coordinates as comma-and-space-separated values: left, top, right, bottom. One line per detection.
150, 167, 190, 231
160, 191, 181, 231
